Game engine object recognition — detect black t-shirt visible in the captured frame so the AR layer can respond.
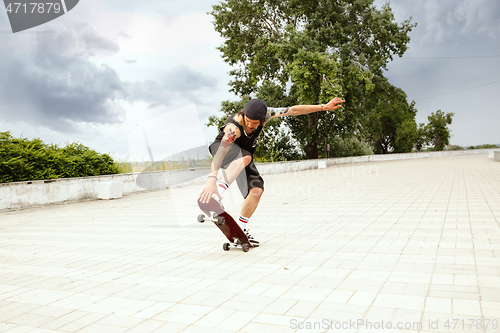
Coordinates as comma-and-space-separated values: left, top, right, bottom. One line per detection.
214, 114, 263, 155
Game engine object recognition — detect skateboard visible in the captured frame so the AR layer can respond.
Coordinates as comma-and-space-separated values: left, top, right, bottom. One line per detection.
197, 198, 255, 252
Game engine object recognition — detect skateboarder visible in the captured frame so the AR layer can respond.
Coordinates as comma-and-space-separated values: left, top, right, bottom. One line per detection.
199, 97, 345, 245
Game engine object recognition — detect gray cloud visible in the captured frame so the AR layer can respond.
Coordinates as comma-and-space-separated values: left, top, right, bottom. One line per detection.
0, 14, 218, 133
377, 0, 500, 145
0, 19, 126, 132
380, 0, 500, 51
376, 2, 500, 88
447, 0, 500, 38
99, 0, 215, 16
127, 65, 218, 108
32, 20, 119, 69
0, 61, 128, 132
164, 65, 218, 93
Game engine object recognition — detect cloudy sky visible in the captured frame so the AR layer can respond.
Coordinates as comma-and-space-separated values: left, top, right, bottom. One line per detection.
1, 0, 499, 161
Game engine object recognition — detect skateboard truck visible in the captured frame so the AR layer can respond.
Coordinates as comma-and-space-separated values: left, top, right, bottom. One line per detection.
197, 198, 253, 252
223, 241, 250, 252
198, 212, 225, 226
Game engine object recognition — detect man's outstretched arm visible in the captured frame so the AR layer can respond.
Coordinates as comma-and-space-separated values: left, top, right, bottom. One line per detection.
268, 97, 345, 119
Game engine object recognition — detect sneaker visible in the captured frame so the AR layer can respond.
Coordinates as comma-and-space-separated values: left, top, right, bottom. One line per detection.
211, 193, 225, 211
244, 229, 260, 247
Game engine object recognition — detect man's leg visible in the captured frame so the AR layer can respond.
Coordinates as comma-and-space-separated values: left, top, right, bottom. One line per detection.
208, 142, 252, 203
237, 188, 263, 246
234, 161, 264, 246
236, 160, 264, 219
240, 188, 264, 218
221, 155, 252, 185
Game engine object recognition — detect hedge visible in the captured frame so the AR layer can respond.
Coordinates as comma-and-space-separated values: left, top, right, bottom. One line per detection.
0, 131, 119, 183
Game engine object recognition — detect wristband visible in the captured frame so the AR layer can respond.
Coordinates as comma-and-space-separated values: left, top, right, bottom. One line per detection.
208, 176, 217, 180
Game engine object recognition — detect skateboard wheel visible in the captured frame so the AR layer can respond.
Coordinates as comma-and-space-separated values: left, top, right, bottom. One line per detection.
197, 214, 205, 223
217, 216, 225, 225
242, 243, 249, 252
223, 243, 230, 251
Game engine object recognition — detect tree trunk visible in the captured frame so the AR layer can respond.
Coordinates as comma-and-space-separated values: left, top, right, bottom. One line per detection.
306, 142, 319, 159
305, 113, 320, 159
381, 138, 389, 154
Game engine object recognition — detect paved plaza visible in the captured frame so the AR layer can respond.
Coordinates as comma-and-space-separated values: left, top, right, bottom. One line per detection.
1, 154, 499, 332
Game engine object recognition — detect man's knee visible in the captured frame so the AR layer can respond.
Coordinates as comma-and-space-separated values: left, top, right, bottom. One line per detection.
242, 155, 252, 166
249, 187, 264, 198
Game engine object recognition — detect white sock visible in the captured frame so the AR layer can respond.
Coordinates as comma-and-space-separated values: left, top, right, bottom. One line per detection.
217, 181, 229, 197
238, 215, 250, 231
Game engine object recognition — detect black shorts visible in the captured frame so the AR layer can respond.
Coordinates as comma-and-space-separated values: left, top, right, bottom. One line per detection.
209, 141, 264, 199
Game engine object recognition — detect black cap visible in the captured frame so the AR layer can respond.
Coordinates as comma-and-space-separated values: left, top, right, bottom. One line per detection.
244, 99, 270, 120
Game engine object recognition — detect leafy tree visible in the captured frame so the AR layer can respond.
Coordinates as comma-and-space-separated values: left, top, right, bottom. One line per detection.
210, 0, 416, 159
364, 77, 417, 153
0, 131, 119, 183
415, 123, 429, 152
395, 118, 418, 153
426, 110, 454, 151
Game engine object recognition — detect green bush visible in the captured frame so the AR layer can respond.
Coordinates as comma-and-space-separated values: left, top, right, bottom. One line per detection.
467, 144, 499, 149
253, 148, 287, 163
325, 137, 374, 158
0, 131, 119, 183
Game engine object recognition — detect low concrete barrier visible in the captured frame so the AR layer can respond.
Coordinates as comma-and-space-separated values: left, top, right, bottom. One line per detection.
256, 149, 493, 175
495, 151, 500, 162
0, 167, 210, 211
97, 181, 123, 200
0, 149, 495, 211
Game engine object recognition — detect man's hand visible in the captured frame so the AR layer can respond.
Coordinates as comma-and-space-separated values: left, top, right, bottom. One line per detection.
199, 177, 221, 204
323, 97, 345, 111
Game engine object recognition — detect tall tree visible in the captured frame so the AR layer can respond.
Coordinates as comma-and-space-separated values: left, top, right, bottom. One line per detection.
415, 123, 429, 152
426, 110, 454, 151
210, 0, 415, 158
364, 77, 417, 153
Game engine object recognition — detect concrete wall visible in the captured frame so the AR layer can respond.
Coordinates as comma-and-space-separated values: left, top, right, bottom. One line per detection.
495, 151, 500, 161
0, 149, 495, 211
256, 148, 493, 175
0, 168, 209, 211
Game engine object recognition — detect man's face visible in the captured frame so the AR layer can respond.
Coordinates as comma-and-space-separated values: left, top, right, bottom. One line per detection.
244, 116, 261, 132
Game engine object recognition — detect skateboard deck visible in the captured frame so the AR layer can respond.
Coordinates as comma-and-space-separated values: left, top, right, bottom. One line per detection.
197, 198, 255, 252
